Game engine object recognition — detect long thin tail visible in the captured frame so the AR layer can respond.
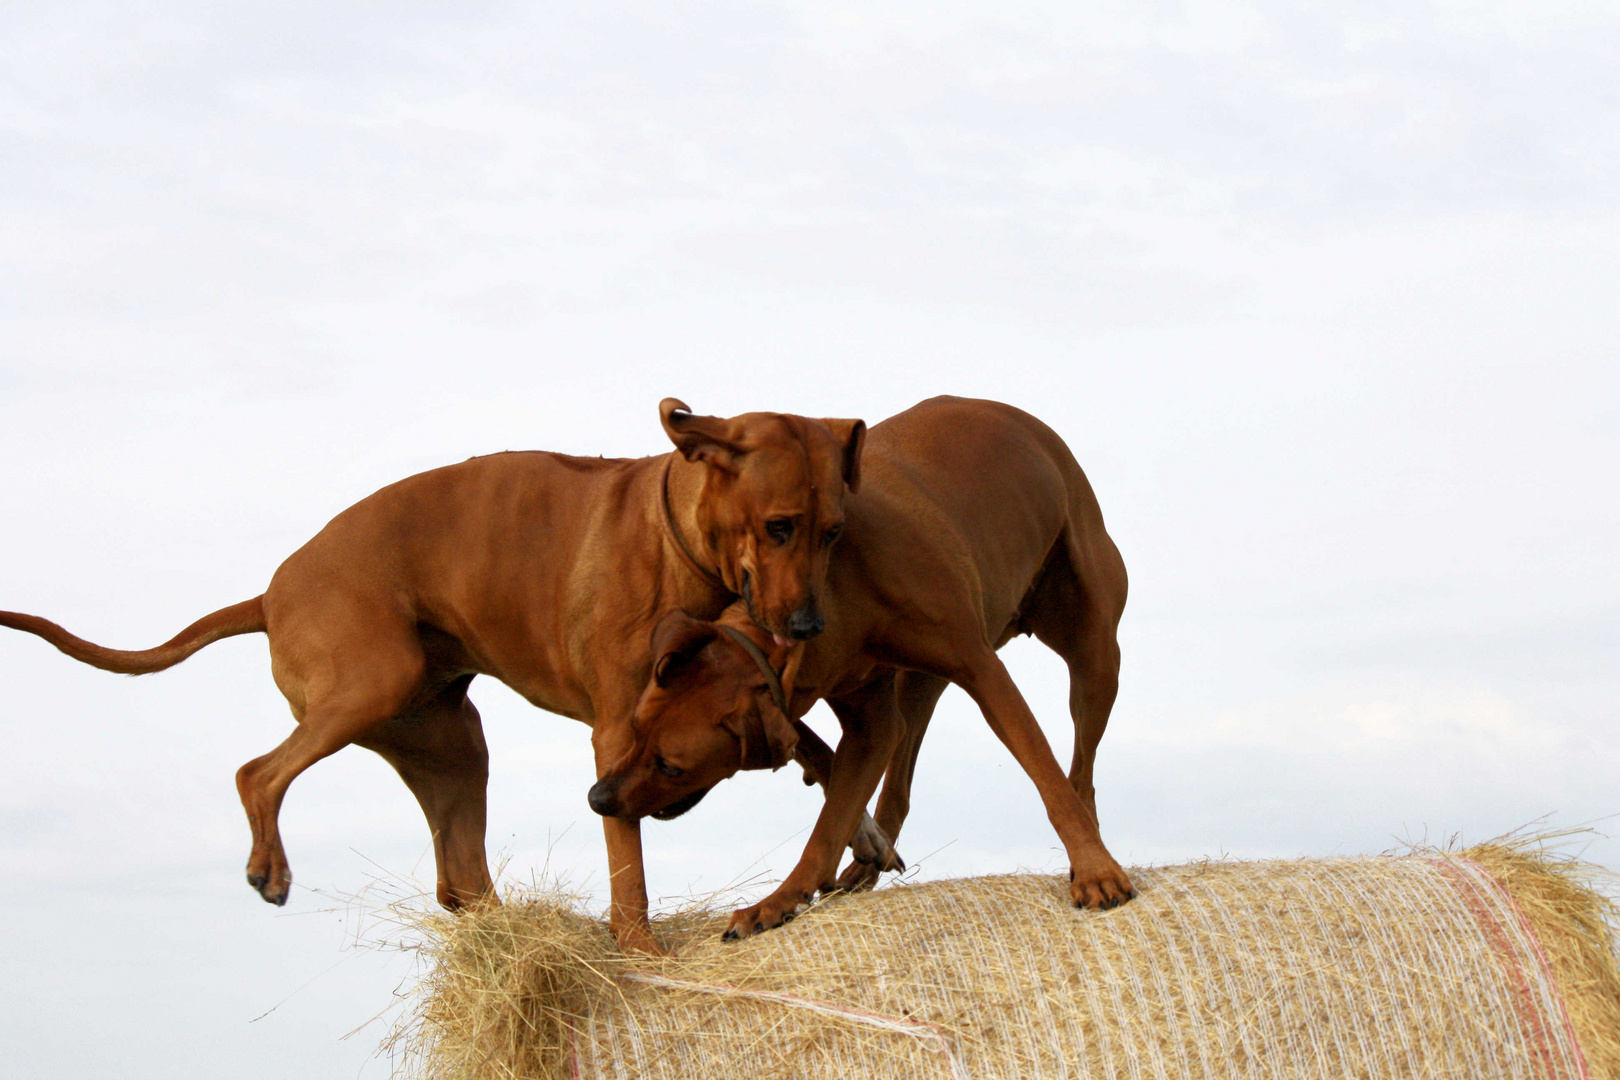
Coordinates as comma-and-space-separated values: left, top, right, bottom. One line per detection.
0, 596, 266, 674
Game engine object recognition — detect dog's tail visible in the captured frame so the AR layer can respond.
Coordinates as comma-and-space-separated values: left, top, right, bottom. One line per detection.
0, 596, 266, 674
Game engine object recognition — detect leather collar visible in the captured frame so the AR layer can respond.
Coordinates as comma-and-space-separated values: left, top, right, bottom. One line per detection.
660, 457, 729, 592
718, 625, 789, 717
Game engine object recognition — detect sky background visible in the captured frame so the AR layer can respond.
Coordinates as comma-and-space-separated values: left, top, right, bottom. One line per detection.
2, 2, 1618, 1077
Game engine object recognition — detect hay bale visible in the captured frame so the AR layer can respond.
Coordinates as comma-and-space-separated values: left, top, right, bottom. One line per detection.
391, 841, 1620, 1079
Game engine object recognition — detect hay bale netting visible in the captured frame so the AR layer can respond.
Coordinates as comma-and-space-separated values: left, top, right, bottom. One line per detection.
394, 842, 1620, 1080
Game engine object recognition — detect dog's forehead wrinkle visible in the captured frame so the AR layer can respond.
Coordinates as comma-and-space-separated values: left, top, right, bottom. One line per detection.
734, 413, 798, 454
794, 419, 813, 479
734, 455, 812, 515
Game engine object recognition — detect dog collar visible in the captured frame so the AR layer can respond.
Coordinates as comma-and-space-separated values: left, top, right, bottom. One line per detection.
660, 457, 730, 592
718, 625, 790, 718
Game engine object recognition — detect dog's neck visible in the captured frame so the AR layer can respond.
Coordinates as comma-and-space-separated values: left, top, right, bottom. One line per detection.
660, 455, 730, 593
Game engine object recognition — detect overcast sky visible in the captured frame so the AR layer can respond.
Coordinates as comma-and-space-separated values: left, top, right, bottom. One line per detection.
3, 2, 1618, 1077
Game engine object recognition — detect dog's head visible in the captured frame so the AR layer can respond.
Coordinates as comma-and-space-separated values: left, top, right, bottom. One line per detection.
587, 610, 799, 821
660, 398, 863, 642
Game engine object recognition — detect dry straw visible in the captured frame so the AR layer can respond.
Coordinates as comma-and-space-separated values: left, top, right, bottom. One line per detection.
384, 834, 1620, 1080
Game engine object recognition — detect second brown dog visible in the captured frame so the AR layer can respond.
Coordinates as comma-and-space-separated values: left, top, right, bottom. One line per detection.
589, 396, 1134, 938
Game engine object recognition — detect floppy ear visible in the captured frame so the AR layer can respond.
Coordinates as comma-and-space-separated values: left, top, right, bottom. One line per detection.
818, 417, 866, 493
661, 398, 744, 472
726, 695, 801, 772
649, 609, 717, 688
758, 695, 800, 770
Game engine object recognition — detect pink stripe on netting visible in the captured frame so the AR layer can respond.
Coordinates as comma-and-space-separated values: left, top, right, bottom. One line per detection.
1429, 857, 1590, 1080
568, 970, 966, 1080
1459, 858, 1592, 1080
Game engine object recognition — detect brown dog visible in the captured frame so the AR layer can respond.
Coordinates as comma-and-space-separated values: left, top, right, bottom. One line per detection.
589, 396, 1133, 938
0, 399, 865, 954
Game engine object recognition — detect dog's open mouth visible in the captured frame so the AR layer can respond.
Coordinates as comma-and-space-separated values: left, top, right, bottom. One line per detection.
650, 785, 714, 820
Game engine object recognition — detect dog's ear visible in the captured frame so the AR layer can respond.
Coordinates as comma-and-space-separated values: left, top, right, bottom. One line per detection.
661, 398, 744, 473
817, 417, 866, 493
725, 694, 800, 772
758, 695, 800, 770
649, 609, 717, 688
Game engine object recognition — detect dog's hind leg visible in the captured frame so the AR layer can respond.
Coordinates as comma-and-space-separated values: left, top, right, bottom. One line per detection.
1022, 522, 1126, 821
948, 634, 1132, 909
357, 678, 494, 911
237, 621, 425, 906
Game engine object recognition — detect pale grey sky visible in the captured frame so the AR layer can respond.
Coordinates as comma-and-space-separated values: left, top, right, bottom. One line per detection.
3, 3, 1618, 1077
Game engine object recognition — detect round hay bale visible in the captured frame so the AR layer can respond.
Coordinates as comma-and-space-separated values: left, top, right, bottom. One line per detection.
393, 842, 1620, 1080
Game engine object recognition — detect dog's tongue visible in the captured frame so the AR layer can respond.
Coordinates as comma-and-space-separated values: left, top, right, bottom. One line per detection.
773, 634, 791, 648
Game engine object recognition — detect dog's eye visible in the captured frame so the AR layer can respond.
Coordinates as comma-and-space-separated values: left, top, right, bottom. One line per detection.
655, 756, 685, 779
823, 523, 843, 547
765, 518, 795, 544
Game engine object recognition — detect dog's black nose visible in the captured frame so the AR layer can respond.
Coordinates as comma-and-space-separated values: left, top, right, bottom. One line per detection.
587, 778, 620, 817
787, 601, 824, 640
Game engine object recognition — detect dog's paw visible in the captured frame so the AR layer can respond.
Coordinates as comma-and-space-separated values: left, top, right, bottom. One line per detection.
245, 846, 292, 906
830, 858, 883, 894
1068, 853, 1135, 911
246, 866, 291, 907
614, 924, 670, 957
721, 888, 813, 941
849, 813, 905, 873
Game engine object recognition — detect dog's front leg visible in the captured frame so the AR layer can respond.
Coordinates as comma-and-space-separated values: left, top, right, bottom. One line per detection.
602, 815, 665, 955
593, 715, 667, 955
792, 720, 903, 876
726, 677, 904, 939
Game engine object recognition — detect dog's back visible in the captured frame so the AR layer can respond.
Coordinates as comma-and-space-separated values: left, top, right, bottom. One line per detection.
828, 396, 1123, 647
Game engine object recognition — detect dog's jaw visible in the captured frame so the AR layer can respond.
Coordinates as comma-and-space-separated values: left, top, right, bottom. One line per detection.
648, 785, 714, 820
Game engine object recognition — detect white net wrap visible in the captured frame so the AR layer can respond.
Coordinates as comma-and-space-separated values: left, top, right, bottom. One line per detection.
566, 856, 1590, 1080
